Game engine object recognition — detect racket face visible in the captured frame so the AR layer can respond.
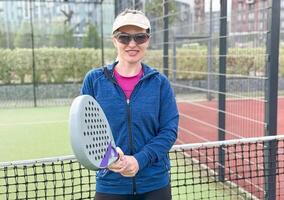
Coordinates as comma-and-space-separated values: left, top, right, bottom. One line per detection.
69, 95, 118, 170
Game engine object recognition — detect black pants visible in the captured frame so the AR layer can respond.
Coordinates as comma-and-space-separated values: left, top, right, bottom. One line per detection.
94, 184, 171, 200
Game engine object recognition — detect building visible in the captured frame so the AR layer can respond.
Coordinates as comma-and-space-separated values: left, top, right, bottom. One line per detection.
174, 0, 194, 35
193, 0, 205, 33
205, 10, 220, 34
0, 0, 114, 48
231, 0, 269, 33
230, 0, 284, 45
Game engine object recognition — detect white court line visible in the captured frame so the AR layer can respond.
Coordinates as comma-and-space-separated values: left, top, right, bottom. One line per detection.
0, 120, 68, 127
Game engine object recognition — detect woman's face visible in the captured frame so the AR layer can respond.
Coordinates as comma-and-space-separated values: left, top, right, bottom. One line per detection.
112, 25, 150, 65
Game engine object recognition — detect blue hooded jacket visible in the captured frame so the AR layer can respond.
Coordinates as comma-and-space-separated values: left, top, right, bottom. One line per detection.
81, 62, 179, 195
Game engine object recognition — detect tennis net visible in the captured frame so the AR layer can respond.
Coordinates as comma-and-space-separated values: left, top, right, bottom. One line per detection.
1, 135, 284, 199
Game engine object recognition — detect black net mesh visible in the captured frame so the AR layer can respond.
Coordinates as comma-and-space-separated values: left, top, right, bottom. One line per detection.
1, 136, 284, 199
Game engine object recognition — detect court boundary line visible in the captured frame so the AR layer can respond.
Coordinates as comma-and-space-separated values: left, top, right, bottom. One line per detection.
0, 120, 68, 127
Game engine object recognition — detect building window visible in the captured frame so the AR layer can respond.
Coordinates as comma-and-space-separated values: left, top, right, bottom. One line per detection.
259, 1, 265, 9
281, 21, 284, 29
237, 13, 242, 21
281, 1, 284, 8
248, 3, 255, 10
259, 22, 263, 30
259, 11, 263, 20
248, 12, 254, 21
248, 22, 254, 31
238, 24, 242, 32
238, 3, 242, 11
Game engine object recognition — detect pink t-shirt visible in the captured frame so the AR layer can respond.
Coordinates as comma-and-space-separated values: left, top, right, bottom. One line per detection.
114, 68, 143, 100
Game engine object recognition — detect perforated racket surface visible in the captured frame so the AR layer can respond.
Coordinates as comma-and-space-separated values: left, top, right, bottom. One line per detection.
69, 95, 118, 171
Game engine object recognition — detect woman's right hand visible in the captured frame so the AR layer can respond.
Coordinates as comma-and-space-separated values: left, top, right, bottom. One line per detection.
108, 147, 128, 173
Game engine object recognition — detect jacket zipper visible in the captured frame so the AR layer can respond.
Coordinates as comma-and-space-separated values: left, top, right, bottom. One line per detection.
123, 81, 146, 195
110, 77, 139, 195
126, 99, 137, 195
104, 66, 157, 195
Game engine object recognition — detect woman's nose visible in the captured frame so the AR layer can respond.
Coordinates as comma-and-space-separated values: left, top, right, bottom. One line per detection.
127, 39, 137, 47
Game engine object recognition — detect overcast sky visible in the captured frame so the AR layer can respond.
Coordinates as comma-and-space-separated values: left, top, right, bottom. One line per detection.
176, 0, 232, 17
204, 0, 232, 17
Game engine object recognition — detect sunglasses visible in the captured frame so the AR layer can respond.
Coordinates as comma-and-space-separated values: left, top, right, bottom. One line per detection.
114, 32, 150, 45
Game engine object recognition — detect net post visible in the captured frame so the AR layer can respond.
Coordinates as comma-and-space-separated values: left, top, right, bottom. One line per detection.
264, 139, 278, 200
264, 0, 281, 199
218, 0, 228, 182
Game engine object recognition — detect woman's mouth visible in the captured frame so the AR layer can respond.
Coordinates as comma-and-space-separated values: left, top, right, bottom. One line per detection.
126, 50, 139, 56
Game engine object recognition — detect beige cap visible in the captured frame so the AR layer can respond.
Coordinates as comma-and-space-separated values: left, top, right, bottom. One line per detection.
112, 9, 151, 34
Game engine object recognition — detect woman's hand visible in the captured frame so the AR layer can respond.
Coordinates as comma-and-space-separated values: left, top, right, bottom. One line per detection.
108, 157, 128, 172
108, 147, 128, 173
107, 147, 139, 177
119, 156, 139, 177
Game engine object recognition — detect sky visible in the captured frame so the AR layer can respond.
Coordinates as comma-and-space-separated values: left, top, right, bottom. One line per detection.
176, 0, 232, 16
204, 0, 232, 15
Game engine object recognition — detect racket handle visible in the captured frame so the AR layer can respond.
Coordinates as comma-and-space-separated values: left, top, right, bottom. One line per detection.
116, 147, 124, 158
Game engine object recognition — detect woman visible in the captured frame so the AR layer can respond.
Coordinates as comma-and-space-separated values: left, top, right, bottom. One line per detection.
81, 9, 179, 200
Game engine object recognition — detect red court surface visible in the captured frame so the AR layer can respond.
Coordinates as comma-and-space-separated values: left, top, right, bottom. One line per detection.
176, 97, 284, 199
177, 97, 284, 144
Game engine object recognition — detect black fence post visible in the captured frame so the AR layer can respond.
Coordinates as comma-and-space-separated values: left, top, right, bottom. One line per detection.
29, 0, 37, 107
264, 0, 280, 199
218, 0, 227, 182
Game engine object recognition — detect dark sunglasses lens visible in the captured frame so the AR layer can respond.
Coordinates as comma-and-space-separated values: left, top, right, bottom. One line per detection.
116, 33, 149, 44
134, 34, 149, 44
117, 34, 131, 44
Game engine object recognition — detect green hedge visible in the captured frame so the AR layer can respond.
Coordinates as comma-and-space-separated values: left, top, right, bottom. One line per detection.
145, 47, 269, 80
0, 47, 283, 84
0, 48, 116, 84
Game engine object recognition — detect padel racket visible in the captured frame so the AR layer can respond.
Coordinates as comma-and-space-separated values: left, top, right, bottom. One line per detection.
69, 95, 121, 171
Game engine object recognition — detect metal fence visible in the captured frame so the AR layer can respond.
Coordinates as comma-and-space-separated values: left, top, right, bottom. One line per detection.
0, 0, 281, 139
0, 1, 282, 199
0, 0, 111, 107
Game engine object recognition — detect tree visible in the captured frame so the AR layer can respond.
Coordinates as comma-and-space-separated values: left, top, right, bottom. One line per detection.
83, 23, 101, 48
145, 0, 177, 26
0, 28, 6, 48
14, 21, 32, 48
14, 21, 46, 48
0, 18, 6, 48
49, 22, 75, 48
145, 0, 177, 48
